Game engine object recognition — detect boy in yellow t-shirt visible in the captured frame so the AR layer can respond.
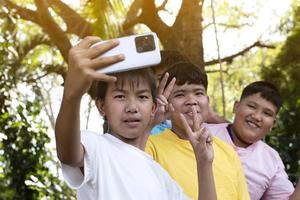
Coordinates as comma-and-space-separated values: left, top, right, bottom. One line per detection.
146, 62, 250, 200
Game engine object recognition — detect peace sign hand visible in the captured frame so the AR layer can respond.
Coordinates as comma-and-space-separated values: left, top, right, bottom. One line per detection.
178, 106, 214, 165
152, 72, 176, 126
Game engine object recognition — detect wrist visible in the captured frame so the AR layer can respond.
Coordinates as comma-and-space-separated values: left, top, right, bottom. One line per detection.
62, 92, 82, 106
194, 151, 213, 166
196, 160, 213, 170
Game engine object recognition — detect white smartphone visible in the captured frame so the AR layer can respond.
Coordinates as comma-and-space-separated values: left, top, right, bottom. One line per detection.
91, 32, 161, 74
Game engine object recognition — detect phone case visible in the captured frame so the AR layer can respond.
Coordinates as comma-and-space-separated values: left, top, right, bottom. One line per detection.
92, 32, 161, 74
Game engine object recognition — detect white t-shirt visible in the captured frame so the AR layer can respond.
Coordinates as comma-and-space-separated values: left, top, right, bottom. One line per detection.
61, 131, 188, 200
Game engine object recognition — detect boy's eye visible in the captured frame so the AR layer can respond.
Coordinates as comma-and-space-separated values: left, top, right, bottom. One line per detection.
139, 95, 149, 100
114, 95, 125, 99
174, 93, 184, 97
247, 104, 256, 109
263, 111, 274, 117
195, 91, 205, 96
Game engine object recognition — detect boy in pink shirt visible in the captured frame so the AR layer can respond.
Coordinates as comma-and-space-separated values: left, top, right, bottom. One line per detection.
207, 81, 295, 200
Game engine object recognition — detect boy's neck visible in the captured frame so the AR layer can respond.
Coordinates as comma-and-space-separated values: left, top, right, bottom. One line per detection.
171, 127, 189, 140
108, 132, 149, 150
229, 125, 252, 148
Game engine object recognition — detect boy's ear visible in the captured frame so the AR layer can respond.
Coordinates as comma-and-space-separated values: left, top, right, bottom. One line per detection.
233, 101, 240, 113
270, 118, 277, 131
95, 99, 106, 116
150, 102, 157, 117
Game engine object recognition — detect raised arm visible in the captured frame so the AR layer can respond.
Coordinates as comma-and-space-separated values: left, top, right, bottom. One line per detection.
55, 36, 124, 167
177, 105, 217, 200
206, 104, 229, 124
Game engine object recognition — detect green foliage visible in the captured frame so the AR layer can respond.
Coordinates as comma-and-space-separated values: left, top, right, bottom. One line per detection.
0, 7, 74, 199
0, 99, 68, 199
207, 47, 277, 120
84, 0, 127, 39
262, 4, 300, 185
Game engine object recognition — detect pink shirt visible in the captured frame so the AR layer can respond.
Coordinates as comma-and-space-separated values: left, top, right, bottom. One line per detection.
205, 123, 294, 200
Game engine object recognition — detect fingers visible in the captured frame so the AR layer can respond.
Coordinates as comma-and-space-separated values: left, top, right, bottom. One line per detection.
179, 113, 193, 137
75, 36, 102, 49
86, 70, 117, 82
156, 97, 166, 107
163, 77, 176, 99
197, 127, 213, 146
87, 40, 121, 59
88, 54, 125, 70
157, 94, 168, 104
168, 103, 175, 113
192, 106, 200, 131
206, 133, 213, 145
157, 72, 169, 95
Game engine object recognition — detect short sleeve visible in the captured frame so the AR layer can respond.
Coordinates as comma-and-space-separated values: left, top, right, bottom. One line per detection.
61, 131, 97, 189
262, 159, 294, 200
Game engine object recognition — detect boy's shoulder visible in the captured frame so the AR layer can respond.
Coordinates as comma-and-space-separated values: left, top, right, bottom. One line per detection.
212, 135, 238, 159
251, 140, 282, 161
81, 130, 104, 141
148, 128, 173, 142
80, 130, 120, 149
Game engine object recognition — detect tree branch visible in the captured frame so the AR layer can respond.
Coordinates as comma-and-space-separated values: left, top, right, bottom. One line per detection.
205, 41, 276, 66
122, 0, 143, 31
206, 69, 228, 74
49, 0, 93, 37
203, 22, 252, 30
140, 0, 171, 40
17, 34, 52, 60
2, 0, 72, 61
23, 64, 66, 83
122, 0, 170, 39
157, 0, 168, 12
1, 0, 39, 24
34, 0, 71, 61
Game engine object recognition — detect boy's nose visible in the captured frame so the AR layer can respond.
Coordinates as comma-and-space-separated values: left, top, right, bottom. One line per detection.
251, 111, 262, 122
125, 100, 138, 113
185, 95, 198, 106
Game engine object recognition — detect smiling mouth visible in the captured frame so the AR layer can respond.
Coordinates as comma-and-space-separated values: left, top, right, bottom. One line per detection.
184, 111, 200, 117
246, 120, 260, 128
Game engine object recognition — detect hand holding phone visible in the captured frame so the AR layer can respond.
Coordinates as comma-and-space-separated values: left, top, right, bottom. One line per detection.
91, 32, 161, 74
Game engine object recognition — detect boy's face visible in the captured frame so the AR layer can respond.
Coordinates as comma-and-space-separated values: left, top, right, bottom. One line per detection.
169, 83, 209, 133
97, 80, 156, 143
232, 93, 277, 145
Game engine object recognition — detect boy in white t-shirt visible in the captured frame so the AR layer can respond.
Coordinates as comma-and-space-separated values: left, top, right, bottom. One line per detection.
207, 81, 295, 200
55, 36, 217, 200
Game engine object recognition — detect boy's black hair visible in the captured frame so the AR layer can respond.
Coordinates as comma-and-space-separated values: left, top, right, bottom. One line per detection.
152, 50, 189, 73
164, 62, 208, 90
240, 81, 282, 112
96, 68, 157, 104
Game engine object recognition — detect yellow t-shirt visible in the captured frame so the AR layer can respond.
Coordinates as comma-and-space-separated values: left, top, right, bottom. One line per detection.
145, 129, 250, 200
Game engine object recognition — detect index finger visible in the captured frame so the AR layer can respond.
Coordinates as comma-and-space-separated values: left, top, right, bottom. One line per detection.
75, 36, 102, 49
157, 72, 169, 95
192, 106, 201, 131
88, 40, 120, 59
163, 77, 176, 100
179, 113, 193, 138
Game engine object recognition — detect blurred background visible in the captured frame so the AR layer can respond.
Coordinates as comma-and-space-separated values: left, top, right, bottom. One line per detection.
0, 0, 299, 199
